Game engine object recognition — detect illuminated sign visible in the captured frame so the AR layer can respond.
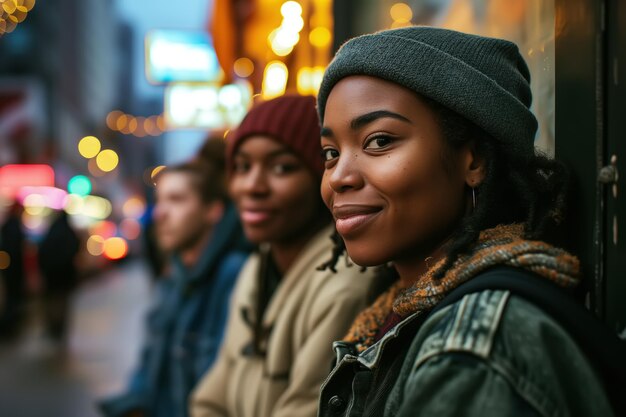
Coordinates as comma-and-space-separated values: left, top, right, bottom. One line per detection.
164, 82, 251, 129
0, 164, 54, 198
145, 30, 223, 84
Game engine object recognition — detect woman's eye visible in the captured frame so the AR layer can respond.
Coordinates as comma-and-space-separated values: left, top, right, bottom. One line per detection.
232, 161, 250, 173
365, 135, 393, 150
322, 148, 339, 161
272, 163, 297, 174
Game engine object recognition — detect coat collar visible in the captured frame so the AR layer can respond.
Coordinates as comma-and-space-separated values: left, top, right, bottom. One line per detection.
171, 202, 251, 285
261, 224, 334, 328
356, 312, 422, 369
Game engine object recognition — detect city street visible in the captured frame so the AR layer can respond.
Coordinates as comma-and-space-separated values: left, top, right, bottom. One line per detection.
0, 260, 153, 417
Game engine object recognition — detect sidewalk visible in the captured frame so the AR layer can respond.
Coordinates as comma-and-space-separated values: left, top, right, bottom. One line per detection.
0, 259, 153, 417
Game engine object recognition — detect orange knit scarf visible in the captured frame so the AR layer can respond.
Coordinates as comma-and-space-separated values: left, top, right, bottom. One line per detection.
343, 224, 581, 352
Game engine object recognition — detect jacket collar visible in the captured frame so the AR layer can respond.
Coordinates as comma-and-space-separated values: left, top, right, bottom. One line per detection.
171, 202, 250, 285
355, 312, 423, 369
261, 224, 334, 328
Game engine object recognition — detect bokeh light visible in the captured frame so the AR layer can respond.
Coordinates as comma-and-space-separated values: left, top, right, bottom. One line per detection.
21, 212, 43, 230
268, 1, 304, 58
116, 114, 129, 131
109, 111, 164, 137
262, 61, 288, 99
280, 1, 302, 18
120, 218, 141, 240
390, 20, 411, 29
0, 251, 10, 269
23, 193, 45, 215
282, 15, 304, 33
78, 136, 101, 159
96, 149, 119, 172
132, 117, 146, 137
268, 28, 298, 56
103, 237, 128, 260
90, 220, 117, 239
83, 195, 113, 219
218, 84, 244, 108
156, 115, 167, 131
86, 235, 105, 256
123, 197, 146, 219
63, 194, 84, 215
0, 0, 35, 35
144, 116, 161, 136
234, 57, 254, 78
390, 2, 412, 23
127, 117, 138, 135
106, 110, 123, 130
17, 186, 67, 210
151, 165, 166, 183
68, 175, 92, 196
88, 158, 106, 177
296, 66, 325, 95
309, 27, 331, 48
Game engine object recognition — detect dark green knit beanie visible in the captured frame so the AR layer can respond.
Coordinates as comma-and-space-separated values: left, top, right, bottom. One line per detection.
317, 26, 538, 156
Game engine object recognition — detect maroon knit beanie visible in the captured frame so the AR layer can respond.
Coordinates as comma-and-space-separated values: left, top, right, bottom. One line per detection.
226, 95, 323, 178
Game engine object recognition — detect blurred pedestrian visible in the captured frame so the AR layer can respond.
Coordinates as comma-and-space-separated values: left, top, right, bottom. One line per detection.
38, 209, 80, 342
190, 95, 378, 417
313, 26, 614, 416
140, 203, 166, 280
0, 202, 26, 338
100, 139, 251, 417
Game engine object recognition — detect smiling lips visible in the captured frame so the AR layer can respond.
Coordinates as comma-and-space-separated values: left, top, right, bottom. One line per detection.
240, 208, 273, 225
332, 204, 381, 236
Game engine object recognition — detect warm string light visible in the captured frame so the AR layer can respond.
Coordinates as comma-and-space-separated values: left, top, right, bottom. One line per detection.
262, 61, 288, 100
267, 1, 304, 57
0, 0, 35, 36
106, 111, 167, 137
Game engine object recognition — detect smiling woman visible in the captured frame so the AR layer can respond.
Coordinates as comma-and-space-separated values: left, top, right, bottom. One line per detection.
191, 95, 378, 417
314, 26, 613, 417
321, 76, 469, 273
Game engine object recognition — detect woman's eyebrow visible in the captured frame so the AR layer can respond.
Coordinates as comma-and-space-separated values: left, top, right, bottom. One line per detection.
321, 110, 411, 138
350, 110, 411, 130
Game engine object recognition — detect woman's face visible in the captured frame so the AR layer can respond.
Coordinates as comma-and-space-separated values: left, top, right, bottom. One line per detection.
229, 135, 323, 245
321, 76, 475, 267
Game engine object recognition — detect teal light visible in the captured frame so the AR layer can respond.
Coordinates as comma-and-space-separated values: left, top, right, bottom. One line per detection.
68, 175, 92, 196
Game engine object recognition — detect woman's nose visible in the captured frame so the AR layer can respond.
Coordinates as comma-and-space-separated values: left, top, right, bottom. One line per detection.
242, 166, 270, 196
327, 152, 364, 193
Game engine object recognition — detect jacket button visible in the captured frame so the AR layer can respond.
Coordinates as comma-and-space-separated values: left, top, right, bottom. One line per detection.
328, 395, 345, 411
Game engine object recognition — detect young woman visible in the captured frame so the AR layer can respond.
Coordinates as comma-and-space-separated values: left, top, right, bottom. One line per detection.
315, 27, 613, 416
191, 95, 377, 417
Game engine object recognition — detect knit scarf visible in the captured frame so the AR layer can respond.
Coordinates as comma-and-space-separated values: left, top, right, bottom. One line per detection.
343, 224, 581, 352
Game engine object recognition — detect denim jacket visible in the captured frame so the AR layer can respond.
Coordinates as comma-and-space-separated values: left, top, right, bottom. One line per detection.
100, 204, 251, 417
318, 289, 614, 417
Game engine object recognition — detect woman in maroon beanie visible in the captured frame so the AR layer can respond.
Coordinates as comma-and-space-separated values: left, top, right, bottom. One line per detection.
190, 95, 377, 417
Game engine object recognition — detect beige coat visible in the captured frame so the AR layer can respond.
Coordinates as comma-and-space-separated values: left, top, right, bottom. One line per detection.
190, 225, 377, 417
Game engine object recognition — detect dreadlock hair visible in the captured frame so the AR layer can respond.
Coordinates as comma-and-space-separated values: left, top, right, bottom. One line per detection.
319, 96, 570, 280
155, 138, 229, 205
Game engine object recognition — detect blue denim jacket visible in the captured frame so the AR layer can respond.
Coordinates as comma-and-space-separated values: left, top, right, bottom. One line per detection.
319, 290, 614, 417
101, 204, 251, 417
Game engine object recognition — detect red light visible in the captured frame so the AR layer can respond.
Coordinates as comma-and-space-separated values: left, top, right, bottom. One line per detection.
89, 221, 118, 239
120, 218, 141, 240
0, 164, 55, 198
